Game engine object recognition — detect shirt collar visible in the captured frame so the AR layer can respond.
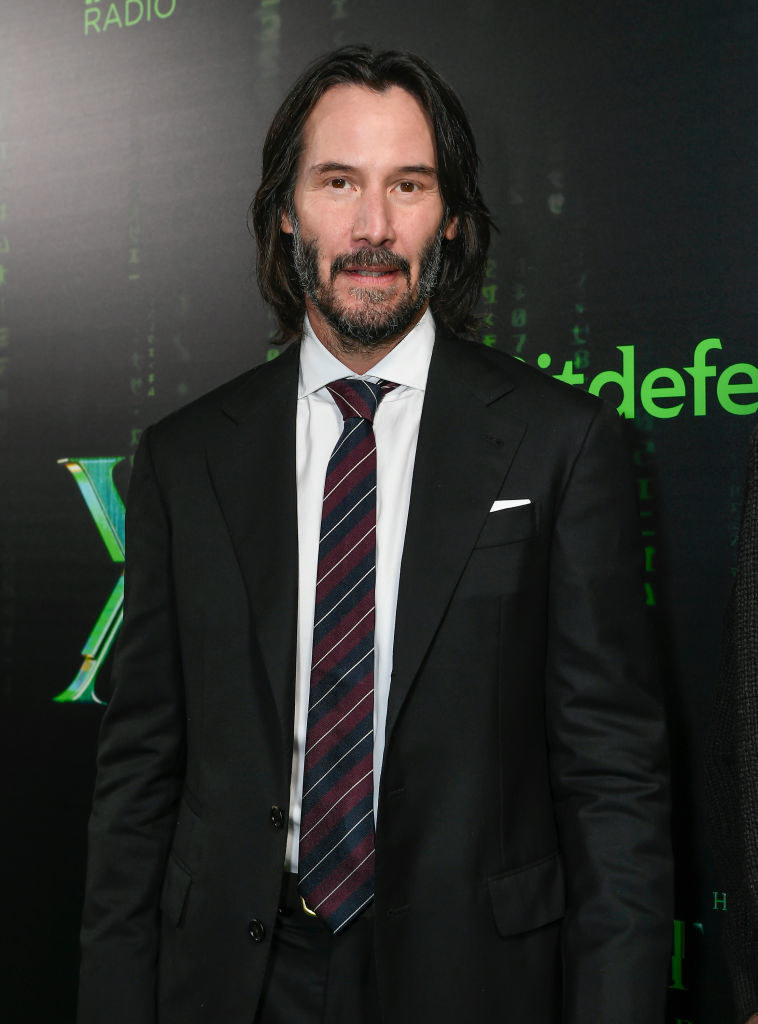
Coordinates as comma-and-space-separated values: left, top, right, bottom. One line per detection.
298, 307, 435, 399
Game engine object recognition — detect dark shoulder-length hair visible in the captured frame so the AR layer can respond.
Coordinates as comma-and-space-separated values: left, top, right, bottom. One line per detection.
250, 45, 493, 343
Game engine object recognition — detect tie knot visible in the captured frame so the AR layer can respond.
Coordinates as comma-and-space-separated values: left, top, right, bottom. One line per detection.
326, 378, 397, 424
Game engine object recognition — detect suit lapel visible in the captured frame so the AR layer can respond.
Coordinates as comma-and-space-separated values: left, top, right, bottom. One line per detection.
202, 331, 525, 763
386, 330, 526, 743
205, 344, 300, 763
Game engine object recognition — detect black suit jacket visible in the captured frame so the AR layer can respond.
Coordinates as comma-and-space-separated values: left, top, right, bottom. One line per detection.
78, 327, 672, 1024
707, 425, 758, 1023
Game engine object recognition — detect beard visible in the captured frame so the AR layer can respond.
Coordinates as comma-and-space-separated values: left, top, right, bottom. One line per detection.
289, 214, 447, 351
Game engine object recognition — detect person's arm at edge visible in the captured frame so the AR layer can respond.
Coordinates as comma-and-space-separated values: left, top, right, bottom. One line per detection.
706, 425, 758, 1024
545, 401, 673, 1023
77, 427, 185, 1024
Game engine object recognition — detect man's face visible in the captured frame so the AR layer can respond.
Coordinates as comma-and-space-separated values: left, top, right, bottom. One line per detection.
281, 84, 457, 351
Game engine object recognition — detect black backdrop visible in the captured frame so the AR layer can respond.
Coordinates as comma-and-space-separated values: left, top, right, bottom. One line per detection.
2, 2, 756, 1021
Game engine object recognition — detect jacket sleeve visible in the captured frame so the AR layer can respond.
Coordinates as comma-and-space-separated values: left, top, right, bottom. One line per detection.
545, 402, 673, 1023
77, 427, 185, 1024
706, 425, 758, 1024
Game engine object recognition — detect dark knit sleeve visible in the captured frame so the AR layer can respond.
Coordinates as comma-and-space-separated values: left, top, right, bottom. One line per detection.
706, 425, 758, 1023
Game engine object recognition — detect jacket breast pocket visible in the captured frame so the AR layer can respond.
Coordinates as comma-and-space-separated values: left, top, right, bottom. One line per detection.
458, 503, 537, 599
475, 501, 535, 549
488, 852, 565, 937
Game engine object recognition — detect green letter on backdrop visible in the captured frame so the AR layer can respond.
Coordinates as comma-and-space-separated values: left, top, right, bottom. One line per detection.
54, 457, 126, 704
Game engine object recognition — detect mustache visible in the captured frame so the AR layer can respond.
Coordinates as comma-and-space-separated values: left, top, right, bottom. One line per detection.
330, 247, 411, 281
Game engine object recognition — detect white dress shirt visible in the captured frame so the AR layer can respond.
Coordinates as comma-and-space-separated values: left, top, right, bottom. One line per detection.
284, 309, 435, 871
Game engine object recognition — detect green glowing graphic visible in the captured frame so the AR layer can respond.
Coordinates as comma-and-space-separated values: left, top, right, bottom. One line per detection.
670, 919, 687, 991
54, 457, 126, 704
669, 918, 706, 995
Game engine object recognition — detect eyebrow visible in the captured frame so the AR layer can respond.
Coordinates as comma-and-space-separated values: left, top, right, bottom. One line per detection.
310, 161, 438, 178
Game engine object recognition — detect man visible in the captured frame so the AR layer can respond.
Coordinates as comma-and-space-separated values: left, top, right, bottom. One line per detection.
78, 46, 672, 1024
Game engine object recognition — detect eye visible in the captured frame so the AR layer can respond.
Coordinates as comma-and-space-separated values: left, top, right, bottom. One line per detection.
396, 181, 419, 193
328, 177, 348, 189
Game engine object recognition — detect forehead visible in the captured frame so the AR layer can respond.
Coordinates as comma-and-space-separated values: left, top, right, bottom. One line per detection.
299, 83, 437, 169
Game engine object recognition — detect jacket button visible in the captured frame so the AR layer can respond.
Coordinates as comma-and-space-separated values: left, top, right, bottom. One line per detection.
249, 919, 266, 942
270, 805, 285, 830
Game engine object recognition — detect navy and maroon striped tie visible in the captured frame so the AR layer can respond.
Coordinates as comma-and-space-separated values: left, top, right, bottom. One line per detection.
298, 377, 396, 933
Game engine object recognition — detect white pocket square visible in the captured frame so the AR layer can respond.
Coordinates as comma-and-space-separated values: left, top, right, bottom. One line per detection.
490, 498, 531, 512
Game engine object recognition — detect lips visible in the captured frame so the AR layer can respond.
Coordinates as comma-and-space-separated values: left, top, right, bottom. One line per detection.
343, 268, 398, 278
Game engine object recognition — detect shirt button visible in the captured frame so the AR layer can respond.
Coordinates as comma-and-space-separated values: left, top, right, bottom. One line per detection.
249, 919, 266, 943
270, 805, 285, 830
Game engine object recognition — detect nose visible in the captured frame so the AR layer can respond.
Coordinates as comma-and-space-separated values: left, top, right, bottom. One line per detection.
352, 188, 395, 247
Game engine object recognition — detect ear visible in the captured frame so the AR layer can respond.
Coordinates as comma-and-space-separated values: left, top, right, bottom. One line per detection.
281, 209, 294, 234
444, 215, 458, 241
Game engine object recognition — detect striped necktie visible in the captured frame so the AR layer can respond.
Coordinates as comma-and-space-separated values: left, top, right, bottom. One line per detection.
298, 377, 397, 933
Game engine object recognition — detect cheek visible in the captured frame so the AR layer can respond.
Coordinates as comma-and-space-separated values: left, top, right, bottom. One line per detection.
404, 213, 444, 259
311, 228, 347, 268
300, 199, 351, 241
